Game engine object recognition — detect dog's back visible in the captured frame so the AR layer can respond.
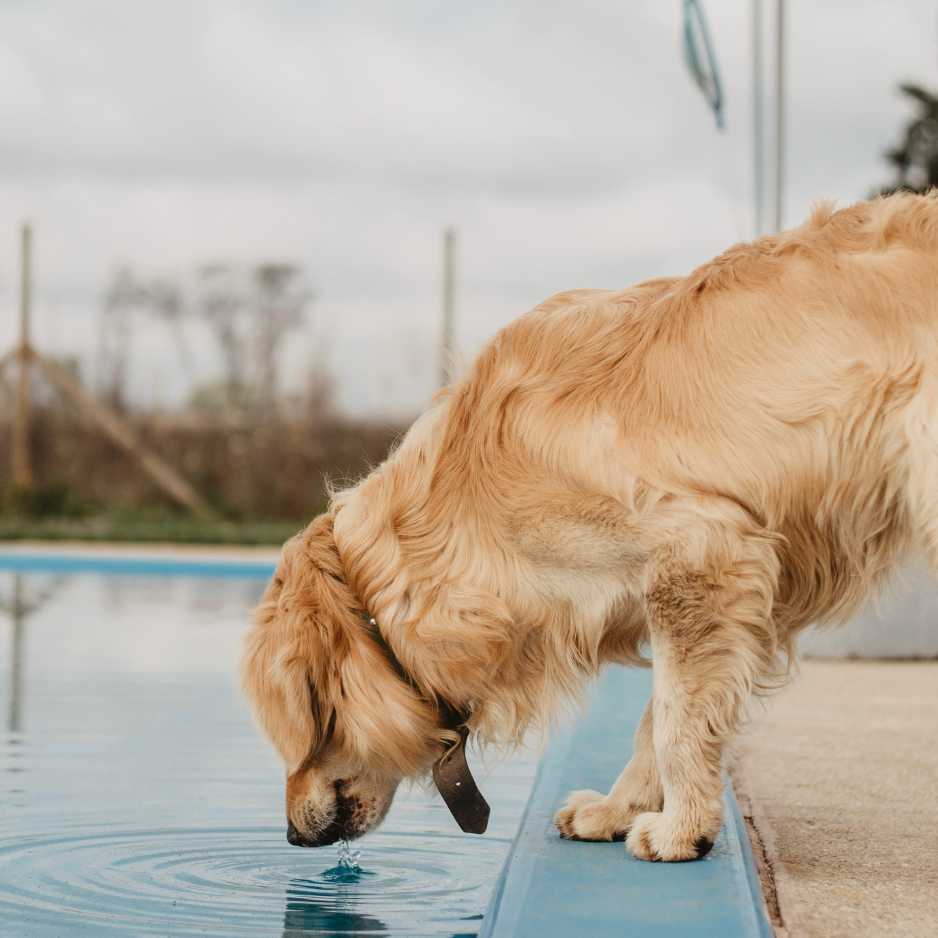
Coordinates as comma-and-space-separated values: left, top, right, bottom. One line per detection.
427, 194, 938, 642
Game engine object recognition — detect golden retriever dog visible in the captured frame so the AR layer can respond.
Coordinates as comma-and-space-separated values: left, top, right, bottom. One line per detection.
242, 192, 938, 861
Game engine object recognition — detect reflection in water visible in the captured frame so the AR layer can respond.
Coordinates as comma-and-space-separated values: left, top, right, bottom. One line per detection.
0, 567, 536, 937
3, 572, 66, 733
266, 831, 506, 936
6, 576, 24, 733
98, 570, 262, 619
282, 876, 388, 936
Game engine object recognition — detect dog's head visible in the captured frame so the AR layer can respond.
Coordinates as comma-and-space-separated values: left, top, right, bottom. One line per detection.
240, 513, 446, 847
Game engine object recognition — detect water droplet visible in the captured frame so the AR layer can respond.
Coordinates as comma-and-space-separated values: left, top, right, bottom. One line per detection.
336, 838, 362, 870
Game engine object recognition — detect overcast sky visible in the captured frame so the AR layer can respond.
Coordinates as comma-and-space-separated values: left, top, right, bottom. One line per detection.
1, 0, 936, 416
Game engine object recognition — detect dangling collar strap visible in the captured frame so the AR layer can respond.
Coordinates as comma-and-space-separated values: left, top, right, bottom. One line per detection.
358, 611, 490, 834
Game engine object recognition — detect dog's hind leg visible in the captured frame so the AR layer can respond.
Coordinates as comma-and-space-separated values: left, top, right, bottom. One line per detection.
626, 521, 779, 862
554, 697, 663, 841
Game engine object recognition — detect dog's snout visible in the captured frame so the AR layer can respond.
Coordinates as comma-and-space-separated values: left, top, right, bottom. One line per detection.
286, 818, 344, 848
284, 775, 393, 849
286, 820, 309, 847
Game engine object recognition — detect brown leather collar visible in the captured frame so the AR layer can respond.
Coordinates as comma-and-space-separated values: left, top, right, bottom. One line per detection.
359, 612, 490, 834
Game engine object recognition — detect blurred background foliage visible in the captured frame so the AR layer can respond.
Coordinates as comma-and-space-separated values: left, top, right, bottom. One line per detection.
0, 258, 404, 541
877, 82, 938, 195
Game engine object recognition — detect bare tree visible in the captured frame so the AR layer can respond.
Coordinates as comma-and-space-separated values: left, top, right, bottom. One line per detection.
98, 259, 314, 421
148, 276, 194, 386
252, 263, 312, 421
96, 266, 149, 411
195, 263, 250, 414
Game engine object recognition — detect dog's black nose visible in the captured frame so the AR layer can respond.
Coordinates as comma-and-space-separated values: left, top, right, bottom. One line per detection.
287, 819, 330, 847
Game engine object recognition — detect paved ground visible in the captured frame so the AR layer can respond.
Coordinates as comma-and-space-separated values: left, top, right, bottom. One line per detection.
734, 659, 938, 938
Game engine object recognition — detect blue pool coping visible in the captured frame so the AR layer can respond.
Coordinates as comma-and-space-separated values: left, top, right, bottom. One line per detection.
0, 551, 276, 579
480, 666, 773, 938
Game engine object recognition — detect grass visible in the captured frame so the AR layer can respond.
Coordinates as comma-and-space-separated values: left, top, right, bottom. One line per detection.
0, 485, 310, 546
0, 512, 303, 546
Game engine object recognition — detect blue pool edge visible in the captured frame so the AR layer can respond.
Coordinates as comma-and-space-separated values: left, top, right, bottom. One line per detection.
479, 667, 774, 938
0, 550, 277, 579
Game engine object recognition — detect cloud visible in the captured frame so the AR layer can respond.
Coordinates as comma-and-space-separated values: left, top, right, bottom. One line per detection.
0, 0, 935, 415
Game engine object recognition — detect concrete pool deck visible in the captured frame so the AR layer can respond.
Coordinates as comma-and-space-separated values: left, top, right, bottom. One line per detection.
734, 659, 938, 938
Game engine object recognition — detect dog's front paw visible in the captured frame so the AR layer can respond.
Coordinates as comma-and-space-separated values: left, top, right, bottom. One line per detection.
625, 811, 717, 862
554, 789, 632, 842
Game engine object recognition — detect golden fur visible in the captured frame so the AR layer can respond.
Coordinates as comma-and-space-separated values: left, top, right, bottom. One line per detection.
242, 192, 938, 859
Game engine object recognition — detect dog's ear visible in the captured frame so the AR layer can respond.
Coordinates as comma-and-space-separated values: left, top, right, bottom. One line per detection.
241, 545, 328, 772
333, 634, 442, 776
241, 615, 320, 772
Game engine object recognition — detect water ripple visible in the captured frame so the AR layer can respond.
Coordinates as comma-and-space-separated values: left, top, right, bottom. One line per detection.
0, 825, 503, 936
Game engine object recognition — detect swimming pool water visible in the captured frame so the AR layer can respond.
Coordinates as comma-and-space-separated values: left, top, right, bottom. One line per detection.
0, 566, 537, 936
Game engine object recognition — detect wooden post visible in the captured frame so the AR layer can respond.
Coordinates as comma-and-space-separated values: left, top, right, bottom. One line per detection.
13, 223, 33, 490
440, 227, 456, 387
33, 352, 215, 519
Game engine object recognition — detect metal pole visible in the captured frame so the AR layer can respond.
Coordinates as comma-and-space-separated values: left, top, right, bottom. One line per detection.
440, 227, 456, 387
773, 0, 786, 233
13, 223, 33, 489
752, 0, 764, 237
